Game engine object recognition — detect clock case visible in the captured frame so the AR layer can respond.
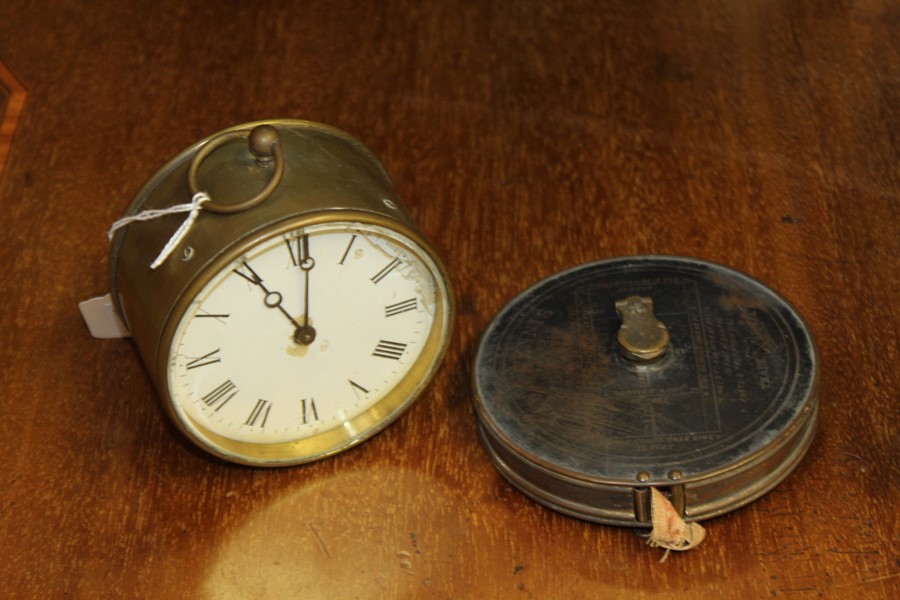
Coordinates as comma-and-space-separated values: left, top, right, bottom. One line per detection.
109, 119, 454, 464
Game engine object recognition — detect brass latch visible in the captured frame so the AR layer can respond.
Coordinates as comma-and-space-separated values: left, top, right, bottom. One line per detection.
616, 296, 670, 362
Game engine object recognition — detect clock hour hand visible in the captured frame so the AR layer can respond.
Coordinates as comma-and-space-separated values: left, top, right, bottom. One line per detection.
234, 261, 304, 332
293, 234, 317, 346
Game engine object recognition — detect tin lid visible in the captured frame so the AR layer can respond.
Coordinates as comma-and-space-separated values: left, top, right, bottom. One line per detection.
472, 256, 818, 526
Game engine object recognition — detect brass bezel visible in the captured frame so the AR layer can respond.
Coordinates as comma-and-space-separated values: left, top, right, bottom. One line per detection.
155, 210, 454, 466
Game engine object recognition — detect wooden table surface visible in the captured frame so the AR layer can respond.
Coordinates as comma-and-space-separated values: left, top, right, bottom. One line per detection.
1, 1, 897, 598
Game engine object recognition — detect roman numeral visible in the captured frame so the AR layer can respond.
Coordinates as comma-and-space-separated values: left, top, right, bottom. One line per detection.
385, 298, 417, 317
300, 398, 319, 424
197, 310, 230, 321
233, 261, 264, 286
349, 380, 369, 397
244, 399, 271, 427
371, 257, 401, 284
201, 380, 238, 411
286, 235, 314, 268
339, 234, 357, 265
186, 348, 221, 370
372, 340, 407, 360
286, 237, 301, 266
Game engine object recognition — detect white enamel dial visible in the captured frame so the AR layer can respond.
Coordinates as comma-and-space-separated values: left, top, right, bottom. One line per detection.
165, 221, 449, 459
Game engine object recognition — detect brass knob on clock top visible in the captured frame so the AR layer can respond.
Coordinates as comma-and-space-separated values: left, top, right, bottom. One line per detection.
186, 124, 286, 215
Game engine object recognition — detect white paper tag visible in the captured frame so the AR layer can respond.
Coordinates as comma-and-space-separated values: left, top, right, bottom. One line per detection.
79, 294, 130, 338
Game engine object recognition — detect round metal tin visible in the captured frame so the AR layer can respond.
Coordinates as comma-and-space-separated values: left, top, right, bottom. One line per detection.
472, 256, 818, 526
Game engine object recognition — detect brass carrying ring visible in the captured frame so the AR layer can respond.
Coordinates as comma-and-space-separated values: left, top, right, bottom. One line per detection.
187, 124, 285, 214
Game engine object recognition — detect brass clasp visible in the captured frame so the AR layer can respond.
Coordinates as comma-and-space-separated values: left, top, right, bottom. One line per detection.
615, 296, 670, 362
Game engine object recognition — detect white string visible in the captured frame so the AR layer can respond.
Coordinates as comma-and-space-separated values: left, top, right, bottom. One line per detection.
107, 192, 211, 269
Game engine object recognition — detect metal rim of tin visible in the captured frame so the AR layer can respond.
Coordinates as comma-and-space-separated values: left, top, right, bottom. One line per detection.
472, 256, 818, 527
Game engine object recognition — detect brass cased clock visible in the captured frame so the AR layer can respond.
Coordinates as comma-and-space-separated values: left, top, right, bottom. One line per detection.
110, 119, 454, 466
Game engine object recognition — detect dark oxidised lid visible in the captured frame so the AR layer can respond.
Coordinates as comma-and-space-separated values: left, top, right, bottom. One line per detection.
473, 256, 818, 527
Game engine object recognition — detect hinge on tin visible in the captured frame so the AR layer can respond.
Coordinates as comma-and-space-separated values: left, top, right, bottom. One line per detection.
633, 470, 686, 523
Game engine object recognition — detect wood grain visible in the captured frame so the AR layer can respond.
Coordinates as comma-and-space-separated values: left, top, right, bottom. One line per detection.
0, 1, 897, 598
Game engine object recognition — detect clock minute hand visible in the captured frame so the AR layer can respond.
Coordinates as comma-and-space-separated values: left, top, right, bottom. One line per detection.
234, 261, 304, 331
294, 234, 317, 346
